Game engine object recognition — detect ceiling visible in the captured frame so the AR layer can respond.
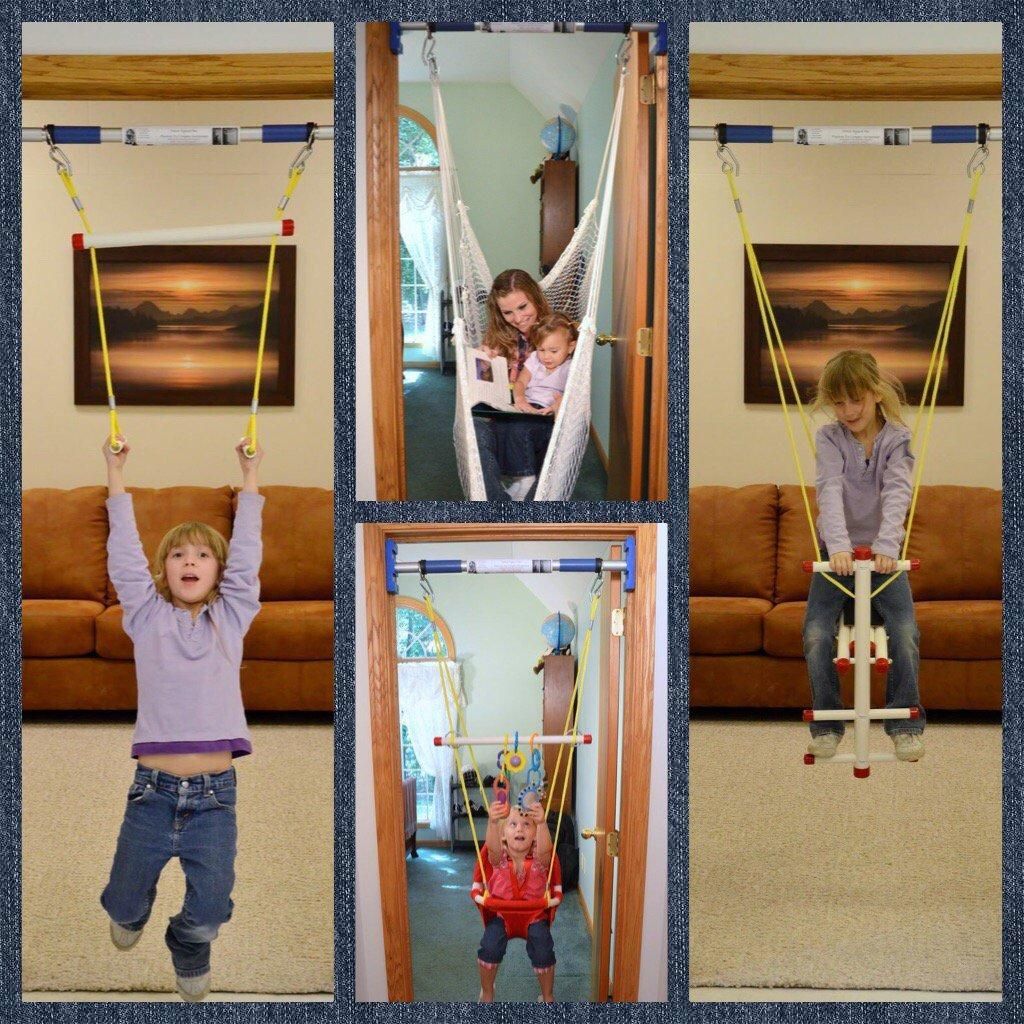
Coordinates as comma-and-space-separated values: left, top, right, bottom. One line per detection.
399, 33, 619, 117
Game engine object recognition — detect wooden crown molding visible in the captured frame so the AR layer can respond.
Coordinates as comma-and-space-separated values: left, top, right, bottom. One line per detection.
22, 53, 333, 100
690, 53, 1002, 101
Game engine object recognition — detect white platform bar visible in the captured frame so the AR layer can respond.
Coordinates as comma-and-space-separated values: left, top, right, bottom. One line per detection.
809, 708, 914, 722
73, 220, 294, 250
434, 733, 591, 747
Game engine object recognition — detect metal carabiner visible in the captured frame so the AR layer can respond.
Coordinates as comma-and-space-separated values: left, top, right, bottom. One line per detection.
288, 131, 317, 176
421, 28, 438, 76
590, 572, 605, 598
716, 142, 740, 177
418, 570, 435, 601
967, 144, 990, 178
615, 34, 632, 73
43, 127, 73, 177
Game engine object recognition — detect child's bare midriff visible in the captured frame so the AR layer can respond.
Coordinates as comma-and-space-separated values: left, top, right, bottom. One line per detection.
139, 751, 233, 776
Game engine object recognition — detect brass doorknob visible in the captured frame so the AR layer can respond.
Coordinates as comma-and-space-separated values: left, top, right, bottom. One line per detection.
596, 334, 621, 346
581, 827, 605, 840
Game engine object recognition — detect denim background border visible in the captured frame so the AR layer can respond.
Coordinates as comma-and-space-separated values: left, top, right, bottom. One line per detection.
2, 1, 1018, 1022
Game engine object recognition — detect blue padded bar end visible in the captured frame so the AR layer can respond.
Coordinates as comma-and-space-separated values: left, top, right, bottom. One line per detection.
623, 537, 636, 593
931, 125, 978, 144
653, 22, 668, 56
434, 22, 477, 30
583, 23, 631, 32
385, 540, 398, 594
262, 124, 312, 143
389, 22, 403, 55
720, 124, 773, 144
559, 559, 601, 573
423, 560, 463, 574
50, 125, 101, 144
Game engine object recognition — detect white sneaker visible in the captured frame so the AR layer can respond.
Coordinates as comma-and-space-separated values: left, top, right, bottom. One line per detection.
807, 733, 841, 759
893, 733, 925, 762
176, 971, 211, 1002
109, 921, 143, 950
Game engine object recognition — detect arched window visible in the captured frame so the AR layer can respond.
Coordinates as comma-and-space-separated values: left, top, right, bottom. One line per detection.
398, 109, 439, 169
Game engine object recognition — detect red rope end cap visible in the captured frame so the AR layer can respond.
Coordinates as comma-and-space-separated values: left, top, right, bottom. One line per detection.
802, 710, 814, 722
281, 219, 295, 236
909, 706, 920, 719
433, 736, 442, 746
803, 754, 815, 765
72, 233, 84, 250
802, 561, 813, 573
854, 766, 870, 778
910, 559, 921, 571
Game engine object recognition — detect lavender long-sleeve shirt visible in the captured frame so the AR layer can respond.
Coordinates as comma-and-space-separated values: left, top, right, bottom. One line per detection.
106, 491, 264, 758
815, 420, 915, 559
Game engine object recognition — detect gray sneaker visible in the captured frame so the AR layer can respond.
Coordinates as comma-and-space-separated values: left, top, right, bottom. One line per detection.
807, 733, 841, 759
176, 971, 211, 1002
893, 733, 925, 762
109, 921, 143, 951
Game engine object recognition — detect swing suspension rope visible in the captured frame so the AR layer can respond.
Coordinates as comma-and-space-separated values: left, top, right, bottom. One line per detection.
422, 571, 605, 902
717, 133, 988, 600
43, 127, 318, 455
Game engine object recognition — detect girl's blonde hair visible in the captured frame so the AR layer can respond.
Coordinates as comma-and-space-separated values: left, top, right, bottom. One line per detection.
151, 522, 229, 605
484, 269, 552, 362
810, 349, 908, 428
529, 311, 579, 350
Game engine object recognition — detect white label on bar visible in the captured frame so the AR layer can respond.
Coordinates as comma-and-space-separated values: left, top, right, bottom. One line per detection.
122, 126, 241, 146
466, 559, 552, 574
794, 126, 912, 147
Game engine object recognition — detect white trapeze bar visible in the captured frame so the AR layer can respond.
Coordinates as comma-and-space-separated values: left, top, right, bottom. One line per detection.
434, 733, 592, 747
23, 125, 334, 145
803, 548, 922, 778
690, 124, 1002, 144
72, 220, 294, 250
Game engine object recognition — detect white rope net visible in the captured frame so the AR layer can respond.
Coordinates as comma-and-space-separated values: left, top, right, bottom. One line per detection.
430, 46, 626, 501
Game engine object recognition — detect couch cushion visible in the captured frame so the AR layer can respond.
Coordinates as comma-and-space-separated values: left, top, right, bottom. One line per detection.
689, 485, 778, 600
243, 601, 333, 660
23, 487, 109, 601
96, 606, 132, 660
689, 597, 771, 654
108, 487, 235, 604
22, 599, 104, 657
776, 486, 820, 603
765, 600, 1001, 660
250, 487, 332, 601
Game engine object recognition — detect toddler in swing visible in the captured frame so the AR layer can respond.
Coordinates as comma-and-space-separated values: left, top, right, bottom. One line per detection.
477, 799, 558, 1003
513, 312, 578, 416
99, 434, 264, 1001
803, 350, 926, 762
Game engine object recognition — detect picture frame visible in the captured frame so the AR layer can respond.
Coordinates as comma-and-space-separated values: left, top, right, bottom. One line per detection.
743, 244, 966, 407
74, 245, 296, 406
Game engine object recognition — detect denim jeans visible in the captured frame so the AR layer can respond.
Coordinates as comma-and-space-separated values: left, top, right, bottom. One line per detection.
101, 765, 238, 978
478, 917, 556, 970
803, 566, 926, 737
474, 417, 552, 501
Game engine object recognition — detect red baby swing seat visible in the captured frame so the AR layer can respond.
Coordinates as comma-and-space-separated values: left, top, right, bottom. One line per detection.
470, 854, 563, 941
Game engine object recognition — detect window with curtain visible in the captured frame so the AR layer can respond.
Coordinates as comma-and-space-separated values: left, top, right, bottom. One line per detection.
397, 597, 456, 824
398, 113, 445, 363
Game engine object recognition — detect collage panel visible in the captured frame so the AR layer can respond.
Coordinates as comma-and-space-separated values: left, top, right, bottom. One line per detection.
688, 22, 1002, 1003
20, 22, 335, 1002
355, 21, 668, 502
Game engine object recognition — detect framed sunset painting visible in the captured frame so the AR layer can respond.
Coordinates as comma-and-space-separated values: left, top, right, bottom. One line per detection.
73, 245, 296, 406
743, 244, 965, 407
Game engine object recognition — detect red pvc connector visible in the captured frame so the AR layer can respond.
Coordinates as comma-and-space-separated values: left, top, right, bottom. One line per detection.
802, 710, 814, 722
433, 736, 442, 745
583, 734, 593, 744
875, 658, 890, 673
72, 233, 84, 250
853, 766, 870, 779
910, 558, 921, 571
281, 219, 295, 236
836, 658, 851, 674
803, 754, 815, 765
802, 560, 814, 573
909, 707, 921, 719
869, 641, 876, 656
853, 546, 873, 561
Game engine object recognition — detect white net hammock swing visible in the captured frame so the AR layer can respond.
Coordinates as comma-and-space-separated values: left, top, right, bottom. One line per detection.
425, 33, 631, 500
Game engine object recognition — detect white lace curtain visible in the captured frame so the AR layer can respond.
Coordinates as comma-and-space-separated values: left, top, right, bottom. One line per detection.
397, 659, 463, 839
399, 172, 446, 360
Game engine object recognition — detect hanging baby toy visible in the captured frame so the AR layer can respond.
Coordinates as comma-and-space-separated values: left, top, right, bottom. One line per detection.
517, 735, 546, 812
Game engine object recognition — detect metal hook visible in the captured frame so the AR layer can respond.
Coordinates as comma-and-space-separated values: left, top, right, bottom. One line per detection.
590, 572, 605, 598
421, 29, 437, 74
43, 127, 73, 176
418, 570, 435, 600
716, 143, 740, 177
615, 34, 632, 72
967, 144, 989, 178
288, 131, 317, 175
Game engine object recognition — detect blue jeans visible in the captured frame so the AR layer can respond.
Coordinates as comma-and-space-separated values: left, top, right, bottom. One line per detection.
101, 766, 238, 978
474, 417, 552, 501
478, 917, 556, 970
803, 567, 925, 737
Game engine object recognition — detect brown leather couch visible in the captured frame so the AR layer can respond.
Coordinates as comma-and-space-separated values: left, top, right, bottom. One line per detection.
690, 484, 1001, 711
22, 485, 332, 711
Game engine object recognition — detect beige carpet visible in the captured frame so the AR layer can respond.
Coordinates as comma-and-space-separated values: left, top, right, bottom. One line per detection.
689, 720, 1001, 993
22, 722, 333, 994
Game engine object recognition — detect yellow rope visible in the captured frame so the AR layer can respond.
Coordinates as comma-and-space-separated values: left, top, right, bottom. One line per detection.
59, 169, 121, 451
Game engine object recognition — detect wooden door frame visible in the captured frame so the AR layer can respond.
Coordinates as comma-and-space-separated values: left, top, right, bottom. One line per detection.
363, 522, 657, 1001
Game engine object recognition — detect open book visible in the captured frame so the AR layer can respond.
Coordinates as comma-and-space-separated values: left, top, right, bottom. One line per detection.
466, 348, 515, 412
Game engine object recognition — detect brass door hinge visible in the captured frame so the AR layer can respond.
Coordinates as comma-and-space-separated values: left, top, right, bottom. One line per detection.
636, 327, 653, 357
640, 74, 656, 105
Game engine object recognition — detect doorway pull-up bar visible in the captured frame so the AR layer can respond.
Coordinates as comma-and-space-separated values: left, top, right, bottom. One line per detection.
385, 537, 636, 593
72, 220, 294, 250
690, 123, 1002, 144
21, 124, 334, 145
434, 734, 592, 747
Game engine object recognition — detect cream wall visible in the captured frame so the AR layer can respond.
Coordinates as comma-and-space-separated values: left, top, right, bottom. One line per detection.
22, 98, 333, 489
689, 98, 1002, 488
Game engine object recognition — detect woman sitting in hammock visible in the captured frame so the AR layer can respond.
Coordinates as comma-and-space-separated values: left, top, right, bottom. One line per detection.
474, 269, 560, 502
